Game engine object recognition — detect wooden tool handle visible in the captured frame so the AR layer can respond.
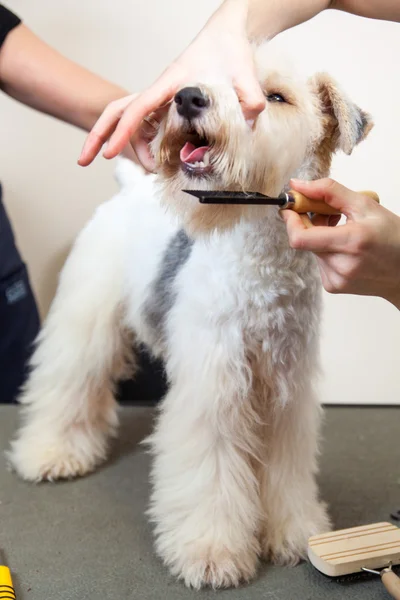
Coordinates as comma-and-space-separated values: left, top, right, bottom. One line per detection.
289, 190, 380, 215
382, 571, 400, 600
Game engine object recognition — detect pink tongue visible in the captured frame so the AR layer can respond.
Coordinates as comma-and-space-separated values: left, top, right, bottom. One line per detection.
180, 142, 209, 164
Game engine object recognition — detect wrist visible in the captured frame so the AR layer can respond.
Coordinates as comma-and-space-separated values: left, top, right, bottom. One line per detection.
221, 0, 334, 43
245, 0, 281, 41
207, 0, 249, 37
217, 0, 276, 42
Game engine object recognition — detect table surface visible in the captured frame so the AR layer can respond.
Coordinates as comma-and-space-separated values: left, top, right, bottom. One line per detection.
0, 405, 399, 600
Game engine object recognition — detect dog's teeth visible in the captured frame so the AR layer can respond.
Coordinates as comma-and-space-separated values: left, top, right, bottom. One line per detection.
186, 160, 207, 169
203, 153, 210, 167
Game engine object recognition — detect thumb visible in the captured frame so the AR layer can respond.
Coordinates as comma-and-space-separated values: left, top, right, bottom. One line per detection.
289, 178, 367, 220
234, 70, 265, 122
133, 136, 156, 172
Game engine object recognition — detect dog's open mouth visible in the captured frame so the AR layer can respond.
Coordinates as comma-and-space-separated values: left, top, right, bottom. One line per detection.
179, 129, 213, 178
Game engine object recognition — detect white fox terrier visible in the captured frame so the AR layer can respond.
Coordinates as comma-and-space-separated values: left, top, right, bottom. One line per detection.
9, 45, 372, 589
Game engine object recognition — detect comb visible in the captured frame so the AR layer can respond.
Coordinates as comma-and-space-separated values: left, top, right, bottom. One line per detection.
183, 189, 380, 214
182, 190, 288, 206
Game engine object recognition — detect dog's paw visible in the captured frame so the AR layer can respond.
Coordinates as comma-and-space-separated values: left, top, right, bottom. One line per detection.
262, 502, 331, 566
171, 545, 259, 589
8, 426, 110, 482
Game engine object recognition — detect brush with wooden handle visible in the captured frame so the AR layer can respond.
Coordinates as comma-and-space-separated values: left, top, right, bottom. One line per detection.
281, 189, 380, 228
308, 522, 400, 600
280, 189, 379, 214
183, 189, 380, 225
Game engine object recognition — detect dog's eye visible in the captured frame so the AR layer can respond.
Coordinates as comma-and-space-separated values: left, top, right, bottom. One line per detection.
267, 93, 286, 103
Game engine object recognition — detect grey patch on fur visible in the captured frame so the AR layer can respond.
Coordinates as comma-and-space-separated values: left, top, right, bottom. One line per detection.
144, 229, 194, 345
356, 110, 368, 143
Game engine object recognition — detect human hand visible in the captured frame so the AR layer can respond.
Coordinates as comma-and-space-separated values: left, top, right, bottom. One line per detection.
78, 0, 265, 171
281, 178, 400, 309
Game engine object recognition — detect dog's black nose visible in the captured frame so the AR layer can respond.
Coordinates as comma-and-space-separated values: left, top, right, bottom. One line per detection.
174, 87, 209, 119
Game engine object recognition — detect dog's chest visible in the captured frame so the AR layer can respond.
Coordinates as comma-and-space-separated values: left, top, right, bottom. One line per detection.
203, 218, 318, 307
178, 218, 322, 357
142, 217, 322, 363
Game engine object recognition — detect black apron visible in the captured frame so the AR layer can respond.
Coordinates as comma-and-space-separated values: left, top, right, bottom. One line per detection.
0, 184, 40, 402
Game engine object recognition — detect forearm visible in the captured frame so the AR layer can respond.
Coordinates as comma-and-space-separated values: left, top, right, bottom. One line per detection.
219, 0, 400, 41
0, 23, 128, 132
243, 0, 330, 40
331, 0, 400, 21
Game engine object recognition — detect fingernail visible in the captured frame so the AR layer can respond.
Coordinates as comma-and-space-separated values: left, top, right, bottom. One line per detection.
290, 178, 307, 185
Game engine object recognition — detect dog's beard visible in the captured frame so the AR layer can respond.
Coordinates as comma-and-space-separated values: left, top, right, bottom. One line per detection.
151, 111, 308, 236
154, 114, 253, 191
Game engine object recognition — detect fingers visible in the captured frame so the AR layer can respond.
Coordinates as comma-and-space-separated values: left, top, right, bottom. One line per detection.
78, 95, 136, 166
281, 209, 351, 253
102, 92, 163, 159
234, 70, 266, 122
78, 64, 184, 167
310, 214, 341, 227
132, 134, 156, 172
120, 143, 140, 166
129, 104, 170, 172
282, 210, 358, 292
103, 67, 184, 159
289, 178, 367, 219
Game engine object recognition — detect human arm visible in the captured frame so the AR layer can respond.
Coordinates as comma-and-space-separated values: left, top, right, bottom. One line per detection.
0, 10, 129, 132
246, 0, 400, 40
281, 179, 400, 309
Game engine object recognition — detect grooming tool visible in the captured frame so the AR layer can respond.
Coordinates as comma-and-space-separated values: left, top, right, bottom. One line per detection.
0, 552, 16, 599
362, 563, 400, 599
183, 189, 380, 215
308, 522, 400, 599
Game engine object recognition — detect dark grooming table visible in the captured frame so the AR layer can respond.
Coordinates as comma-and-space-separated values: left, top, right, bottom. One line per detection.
0, 405, 399, 599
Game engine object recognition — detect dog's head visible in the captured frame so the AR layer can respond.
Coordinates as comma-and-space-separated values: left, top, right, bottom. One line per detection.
151, 44, 373, 236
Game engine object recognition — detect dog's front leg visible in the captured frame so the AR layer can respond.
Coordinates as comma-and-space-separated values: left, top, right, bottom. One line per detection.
147, 329, 262, 589
8, 203, 131, 482
259, 383, 331, 565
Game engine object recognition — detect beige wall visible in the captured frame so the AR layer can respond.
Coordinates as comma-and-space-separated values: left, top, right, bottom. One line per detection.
1, 2, 399, 404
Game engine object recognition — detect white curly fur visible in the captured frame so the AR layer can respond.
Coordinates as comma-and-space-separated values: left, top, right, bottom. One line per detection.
8, 44, 373, 588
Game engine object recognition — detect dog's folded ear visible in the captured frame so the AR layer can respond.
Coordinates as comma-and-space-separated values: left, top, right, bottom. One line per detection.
311, 73, 374, 155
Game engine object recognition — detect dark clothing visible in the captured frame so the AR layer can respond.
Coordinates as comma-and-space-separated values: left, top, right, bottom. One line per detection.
0, 187, 40, 403
0, 4, 21, 47
0, 5, 39, 403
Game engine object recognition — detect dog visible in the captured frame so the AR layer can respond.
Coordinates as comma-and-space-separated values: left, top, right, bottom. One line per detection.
8, 44, 372, 589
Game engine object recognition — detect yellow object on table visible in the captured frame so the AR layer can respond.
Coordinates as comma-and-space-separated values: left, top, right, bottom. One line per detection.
0, 564, 16, 599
